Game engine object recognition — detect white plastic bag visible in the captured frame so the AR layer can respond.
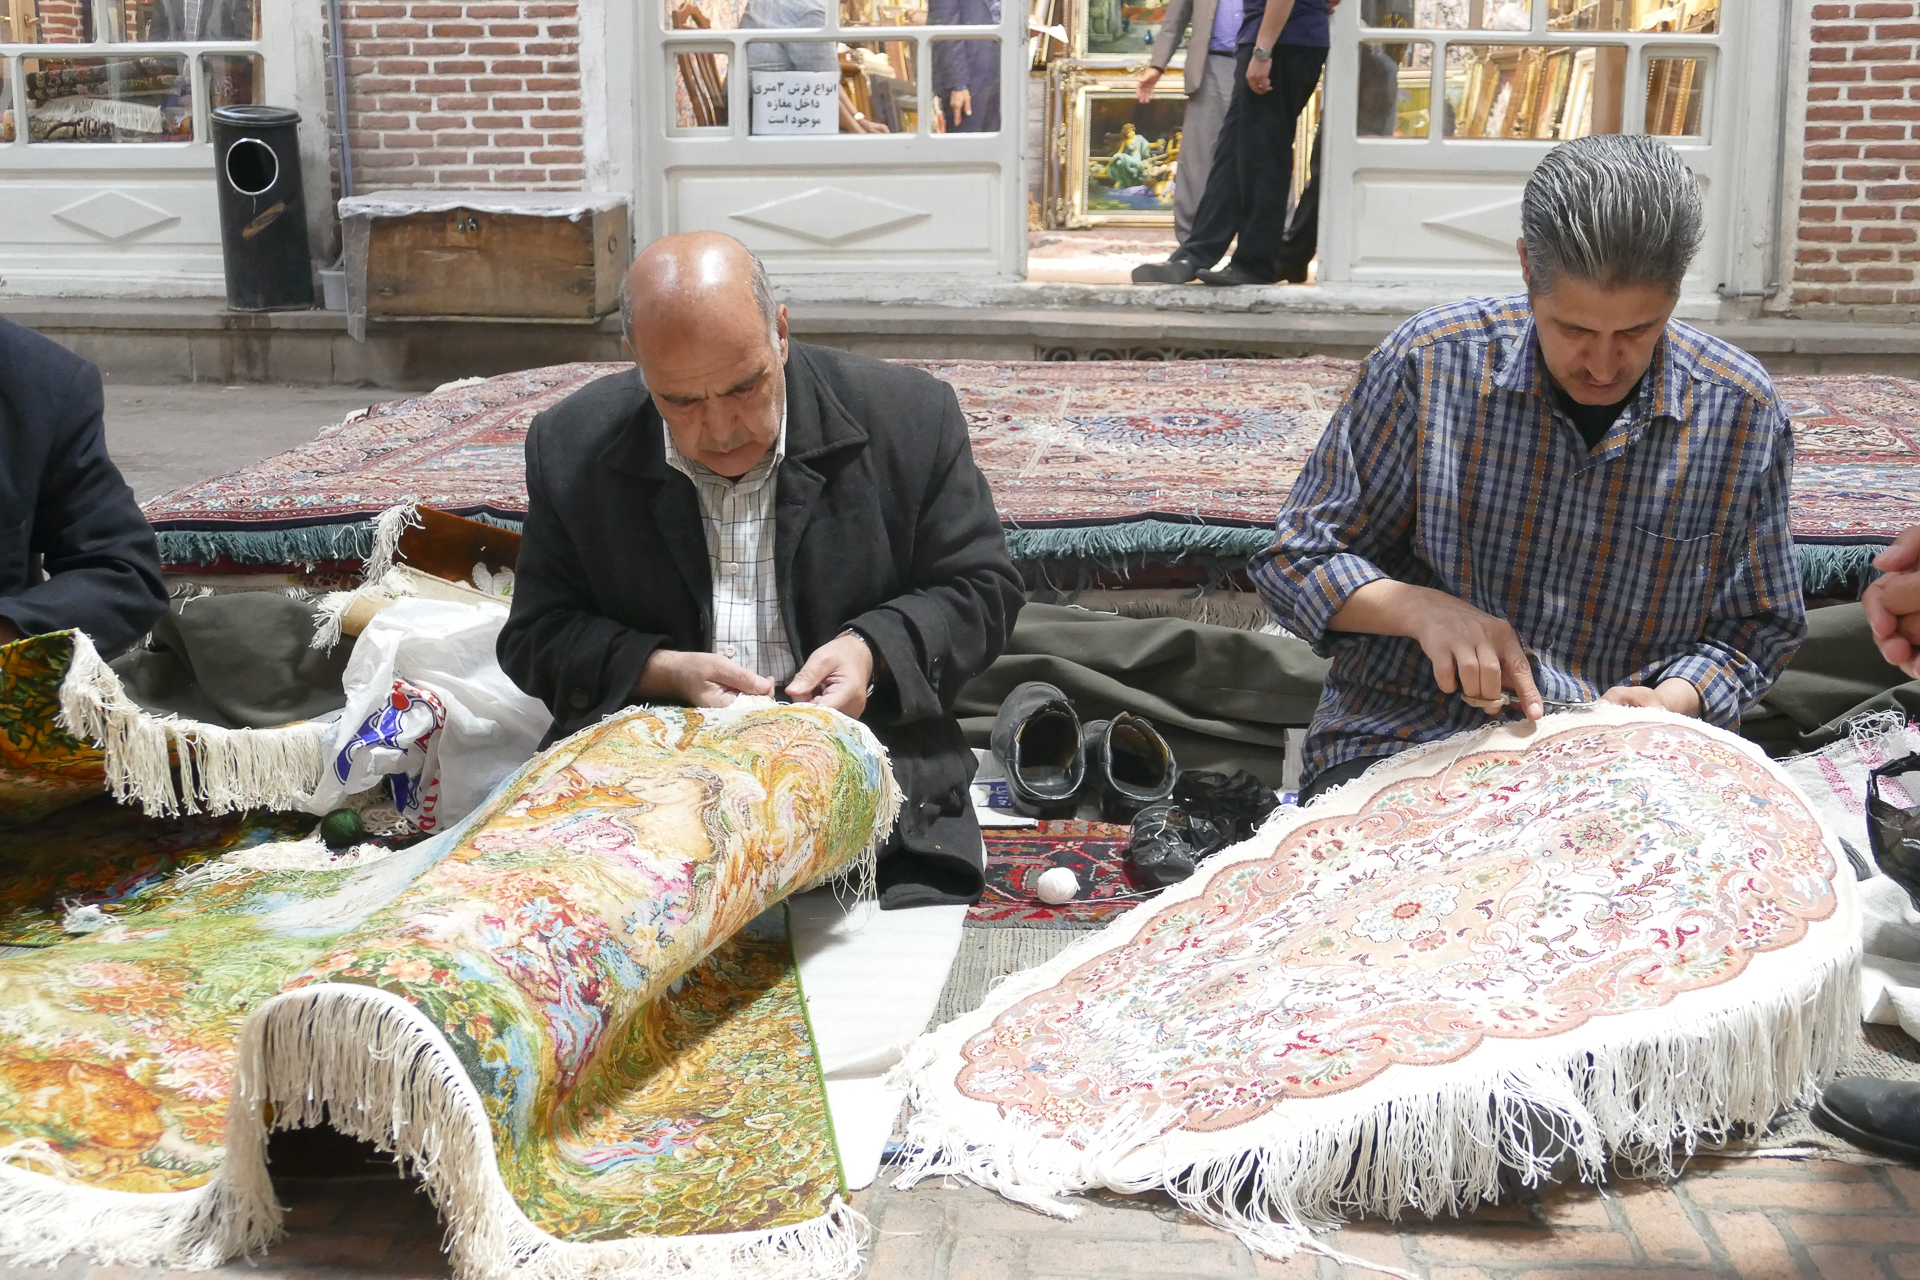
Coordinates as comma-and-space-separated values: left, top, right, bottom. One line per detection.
305, 598, 552, 831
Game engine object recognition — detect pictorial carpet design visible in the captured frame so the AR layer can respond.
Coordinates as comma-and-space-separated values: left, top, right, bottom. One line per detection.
0, 698, 898, 1279
897, 707, 1861, 1258
0, 633, 106, 828
139, 362, 1920, 581
971, 820, 1140, 929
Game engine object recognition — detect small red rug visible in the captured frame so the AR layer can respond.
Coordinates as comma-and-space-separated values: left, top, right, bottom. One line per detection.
970, 820, 1149, 928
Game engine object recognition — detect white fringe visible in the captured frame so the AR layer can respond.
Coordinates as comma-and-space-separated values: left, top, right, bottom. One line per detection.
892, 946, 1861, 1259
0, 987, 869, 1279
55, 630, 329, 818
365, 502, 425, 583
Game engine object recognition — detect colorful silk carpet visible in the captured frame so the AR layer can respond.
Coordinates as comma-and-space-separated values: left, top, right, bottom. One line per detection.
0, 632, 107, 828
0, 698, 898, 1279
971, 820, 1140, 929
139, 362, 1917, 594
896, 707, 1861, 1259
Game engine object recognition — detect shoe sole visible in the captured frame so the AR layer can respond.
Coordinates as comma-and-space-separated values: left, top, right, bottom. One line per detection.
1810, 1098, 1920, 1163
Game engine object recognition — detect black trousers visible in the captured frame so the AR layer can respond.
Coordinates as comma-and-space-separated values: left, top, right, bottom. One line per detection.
1176, 43, 1328, 282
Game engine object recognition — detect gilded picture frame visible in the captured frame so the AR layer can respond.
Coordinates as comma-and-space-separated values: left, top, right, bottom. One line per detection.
1048, 60, 1187, 227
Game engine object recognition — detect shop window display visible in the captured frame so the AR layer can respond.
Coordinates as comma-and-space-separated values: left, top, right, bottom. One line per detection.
24, 53, 188, 141
1443, 44, 1626, 139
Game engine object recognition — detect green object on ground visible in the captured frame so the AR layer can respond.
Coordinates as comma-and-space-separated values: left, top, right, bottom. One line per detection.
319, 807, 365, 849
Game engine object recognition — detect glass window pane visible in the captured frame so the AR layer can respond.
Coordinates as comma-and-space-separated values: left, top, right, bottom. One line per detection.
1643, 54, 1703, 135
26, 54, 190, 141
746, 40, 840, 134
930, 36, 998, 132
112, 0, 261, 41
204, 52, 261, 109
842, 0, 932, 28
15, 0, 96, 43
1547, 0, 1715, 33
1358, 39, 1431, 136
843, 38, 917, 132
1443, 43, 1624, 139
672, 48, 730, 128
739, 0, 826, 30
0, 62, 12, 140
1368, 0, 1530, 33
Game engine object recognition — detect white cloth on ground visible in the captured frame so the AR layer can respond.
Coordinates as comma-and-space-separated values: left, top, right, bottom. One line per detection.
789, 888, 969, 1190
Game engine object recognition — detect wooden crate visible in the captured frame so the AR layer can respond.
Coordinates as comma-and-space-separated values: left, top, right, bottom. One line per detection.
340, 192, 629, 332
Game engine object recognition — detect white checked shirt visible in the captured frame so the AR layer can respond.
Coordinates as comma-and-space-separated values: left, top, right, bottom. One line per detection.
662, 415, 797, 685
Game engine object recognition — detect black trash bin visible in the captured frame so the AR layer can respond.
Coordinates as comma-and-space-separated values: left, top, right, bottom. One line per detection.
211, 105, 314, 311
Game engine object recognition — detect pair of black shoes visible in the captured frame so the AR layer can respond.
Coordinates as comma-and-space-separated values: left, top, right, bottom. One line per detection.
989, 681, 1176, 822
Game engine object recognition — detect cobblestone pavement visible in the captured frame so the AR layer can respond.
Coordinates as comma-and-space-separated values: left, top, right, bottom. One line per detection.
9, 1149, 1915, 1280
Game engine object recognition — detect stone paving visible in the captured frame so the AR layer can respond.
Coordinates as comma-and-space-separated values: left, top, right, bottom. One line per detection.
12, 1148, 1916, 1280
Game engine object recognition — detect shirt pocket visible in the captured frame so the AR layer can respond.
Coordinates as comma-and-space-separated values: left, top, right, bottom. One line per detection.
1596, 522, 1717, 657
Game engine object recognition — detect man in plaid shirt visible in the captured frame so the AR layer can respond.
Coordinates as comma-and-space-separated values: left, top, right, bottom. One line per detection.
1254, 135, 1807, 801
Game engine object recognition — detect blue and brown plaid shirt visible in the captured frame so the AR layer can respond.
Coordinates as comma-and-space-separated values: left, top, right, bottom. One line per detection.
1252, 294, 1806, 785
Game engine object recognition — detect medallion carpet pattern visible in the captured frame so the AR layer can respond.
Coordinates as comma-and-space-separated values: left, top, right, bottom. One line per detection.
139, 362, 1920, 571
0, 696, 897, 1279
896, 708, 1861, 1257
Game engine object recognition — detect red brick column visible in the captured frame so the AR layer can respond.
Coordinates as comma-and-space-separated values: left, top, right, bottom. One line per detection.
1791, 0, 1920, 320
324, 0, 585, 194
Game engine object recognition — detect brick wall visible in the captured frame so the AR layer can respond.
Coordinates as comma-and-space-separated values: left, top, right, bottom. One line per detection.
34, 0, 93, 44
326, 0, 585, 195
1792, 1, 1920, 321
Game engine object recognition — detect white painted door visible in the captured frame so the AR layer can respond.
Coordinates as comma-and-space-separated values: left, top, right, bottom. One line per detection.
641, 0, 1028, 276
1317, 0, 1789, 309
0, 0, 305, 296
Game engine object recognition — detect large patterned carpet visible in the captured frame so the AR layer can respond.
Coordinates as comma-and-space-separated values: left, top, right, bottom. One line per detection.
141, 360, 1920, 592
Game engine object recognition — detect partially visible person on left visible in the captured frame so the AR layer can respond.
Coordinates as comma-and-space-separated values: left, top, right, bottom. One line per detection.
1814, 526, 1920, 1165
0, 317, 167, 657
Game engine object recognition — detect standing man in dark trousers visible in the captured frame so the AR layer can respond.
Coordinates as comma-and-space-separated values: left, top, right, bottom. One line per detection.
1137, 0, 1234, 244
929, 0, 1002, 132
1132, 0, 1330, 286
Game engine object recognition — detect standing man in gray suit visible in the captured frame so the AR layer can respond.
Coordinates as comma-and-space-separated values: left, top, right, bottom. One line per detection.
1136, 0, 1236, 243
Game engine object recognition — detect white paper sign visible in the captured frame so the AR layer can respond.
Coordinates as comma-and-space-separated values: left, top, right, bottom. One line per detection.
750, 71, 838, 135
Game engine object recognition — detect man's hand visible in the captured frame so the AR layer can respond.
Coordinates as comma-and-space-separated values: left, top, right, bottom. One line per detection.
1601, 677, 1702, 717
949, 89, 972, 128
0, 618, 17, 645
1137, 66, 1162, 102
634, 649, 774, 708
1247, 57, 1272, 93
1865, 526, 1920, 678
786, 632, 874, 718
1329, 580, 1543, 718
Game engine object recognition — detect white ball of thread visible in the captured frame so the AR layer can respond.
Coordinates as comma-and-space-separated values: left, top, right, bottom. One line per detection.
1035, 866, 1079, 905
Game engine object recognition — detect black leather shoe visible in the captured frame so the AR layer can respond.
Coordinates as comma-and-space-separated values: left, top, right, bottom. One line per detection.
1197, 265, 1278, 287
1082, 713, 1177, 823
990, 681, 1084, 817
1132, 259, 1201, 284
1811, 1075, 1920, 1162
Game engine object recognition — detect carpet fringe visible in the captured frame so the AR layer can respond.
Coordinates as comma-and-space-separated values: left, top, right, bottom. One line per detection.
890, 893, 1862, 1260
54, 630, 328, 818
0, 986, 869, 1279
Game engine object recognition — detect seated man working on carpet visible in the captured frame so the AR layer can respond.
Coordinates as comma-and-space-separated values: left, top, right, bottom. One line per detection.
0, 317, 167, 658
1254, 135, 1806, 803
499, 231, 1025, 909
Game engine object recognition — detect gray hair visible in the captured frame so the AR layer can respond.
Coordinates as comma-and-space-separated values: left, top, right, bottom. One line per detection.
1519, 135, 1704, 298
620, 248, 781, 348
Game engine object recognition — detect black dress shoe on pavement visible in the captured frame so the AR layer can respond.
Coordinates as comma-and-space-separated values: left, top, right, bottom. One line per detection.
1811, 1075, 1920, 1162
1132, 259, 1201, 284
990, 681, 1084, 818
1081, 712, 1177, 823
1197, 265, 1279, 287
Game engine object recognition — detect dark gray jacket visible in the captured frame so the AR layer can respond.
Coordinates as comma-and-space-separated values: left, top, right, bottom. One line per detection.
0, 318, 166, 658
498, 343, 1024, 908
